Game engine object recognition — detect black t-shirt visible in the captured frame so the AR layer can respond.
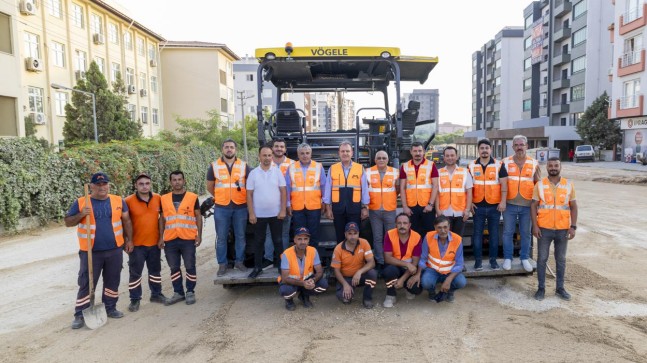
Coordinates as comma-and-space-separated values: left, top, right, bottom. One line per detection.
472, 158, 508, 207
167, 192, 199, 244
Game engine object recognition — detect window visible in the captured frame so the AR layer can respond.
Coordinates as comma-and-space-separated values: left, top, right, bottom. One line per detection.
226, 61, 233, 77
220, 70, 227, 85
139, 72, 147, 90
95, 57, 105, 74
24, 32, 40, 58
525, 14, 533, 29
524, 36, 532, 50
495, 58, 502, 69
51, 41, 65, 67
111, 62, 120, 82
0, 12, 12, 54
221, 98, 228, 113
126, 68, 134, 86
494, 76, 501, 87
140, 106, 148, 124
625, 0, 642, 23
540, 92, 547, 107
622, 79, 640, 109
572, 27, 587, 47
495, 41, 501, 52
90, 14, 102, 35
148, 44, 155, 61
571, 84, 585, 101
124, 32, 132, 50
48, 0, 61, 18
28, 87, 44, 113
524, 57, 531, 70
108, 23, 118, 44
54, 92, 68, 116
152, 108, 158, 125
136, 37, 144, 56
71, 4, 84, 28
571, 56, 586, 74
523, 78, 532, 90
150, 76, 157, 93
623, 35, 643, 66
74, 50, 86, 71
574, 0, 587, 19
523, 99, 531, 111
246, 74, 254, 81
127, 104, 136, 121
570, 112, 583, 126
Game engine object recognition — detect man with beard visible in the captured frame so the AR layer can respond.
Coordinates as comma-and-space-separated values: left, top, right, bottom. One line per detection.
400, 142, 439, 237
531, 157, 578, 301
434, 146, 473, 235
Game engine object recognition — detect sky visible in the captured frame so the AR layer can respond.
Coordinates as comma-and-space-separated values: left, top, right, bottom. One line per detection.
118, 0, 529, 126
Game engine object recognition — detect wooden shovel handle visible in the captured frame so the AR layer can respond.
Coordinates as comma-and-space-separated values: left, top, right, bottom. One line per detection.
84, 184, 95, 304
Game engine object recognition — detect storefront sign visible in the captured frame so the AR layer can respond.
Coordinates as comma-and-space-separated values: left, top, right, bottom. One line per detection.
621, 117, 647, 129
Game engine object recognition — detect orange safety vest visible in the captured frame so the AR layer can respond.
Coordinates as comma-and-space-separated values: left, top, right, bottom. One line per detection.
366, 165, 398, 211
438, 167, 468, 212
288, 161, 323, 211
469, 159, 502, 204
330, 162, 363, 204
403, 159, 434, 207
504, 156, 537, 200
212, 158, 247, 206
277, 246, 317, 283
272, 157, 294, 176
386, 228, 421, 263
161, 192, 199, 241
424, 231, 462, 275
537, 177, 573, 230
125, 193, 161, 247
76, 195, 124, 251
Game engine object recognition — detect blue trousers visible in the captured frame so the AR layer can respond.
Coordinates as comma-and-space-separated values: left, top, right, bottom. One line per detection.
279, 279, 329, 299
164, 240, 196, 295
74, 247, 122, 316
214, 206, 247, 264
420, 268, 467, 292
128, 245, 162, 300
335, 269, 378, 302
472, 205, 501, 265
503, 204, 532, 260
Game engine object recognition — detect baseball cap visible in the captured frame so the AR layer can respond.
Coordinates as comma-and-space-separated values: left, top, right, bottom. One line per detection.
134, 172, 151, 182
345, 222, 359, 232
90, 172, 110, 184
294, 227, 310, 236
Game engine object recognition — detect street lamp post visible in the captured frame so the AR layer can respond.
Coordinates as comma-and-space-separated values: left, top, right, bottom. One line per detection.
51, 83, 98, 143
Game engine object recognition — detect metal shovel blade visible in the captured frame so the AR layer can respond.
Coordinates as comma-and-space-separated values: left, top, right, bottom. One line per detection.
82, 303, 107, 330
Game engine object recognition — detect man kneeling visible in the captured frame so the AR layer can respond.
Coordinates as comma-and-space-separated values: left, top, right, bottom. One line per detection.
278, 227, 328, 311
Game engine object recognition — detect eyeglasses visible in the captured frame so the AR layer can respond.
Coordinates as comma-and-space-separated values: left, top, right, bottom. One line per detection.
235, 180, 241, 192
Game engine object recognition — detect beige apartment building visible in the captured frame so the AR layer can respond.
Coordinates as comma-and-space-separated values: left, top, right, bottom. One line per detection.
0, 0, 164, 146
160, 41, 240, 131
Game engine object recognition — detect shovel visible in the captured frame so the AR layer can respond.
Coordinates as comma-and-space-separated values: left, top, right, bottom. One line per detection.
82, 184, 107, 329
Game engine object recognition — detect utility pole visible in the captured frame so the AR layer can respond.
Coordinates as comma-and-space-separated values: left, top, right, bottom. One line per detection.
237, 90, 254, 162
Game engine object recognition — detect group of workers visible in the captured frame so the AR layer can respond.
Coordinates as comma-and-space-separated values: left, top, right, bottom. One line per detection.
65, 134, 578, 327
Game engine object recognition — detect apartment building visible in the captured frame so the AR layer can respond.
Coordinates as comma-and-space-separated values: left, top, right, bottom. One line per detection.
233, 56, 277, 123
609, 0, 647, 160
1, 0, 164, 145
160, 41, 239, 131
403, 89, 440, 135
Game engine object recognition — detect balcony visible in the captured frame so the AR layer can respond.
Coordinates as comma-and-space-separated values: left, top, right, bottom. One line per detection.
553, 26, 571, 42
553, 51, 571, 65
618, 49, 645, 77
554, 0, 572, 18
552, 102, 570, 114
552, 77, 570, 90
620, 4, 647, 35
616, 94, 644, 118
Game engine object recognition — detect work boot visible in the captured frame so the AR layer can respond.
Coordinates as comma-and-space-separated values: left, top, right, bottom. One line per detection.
128, 299, 140, 312
285, 299, 296, 311
299, 292, 313, 308
428, 290, 437, 301
556, 288, 571, 301
446, 291, 455, 303
534, 288, 545, 301
165, 292, 185, 306
107, 309, 124, 319
71, 315, 84, 329
185, 292, 196, 305
150, 293, 168, 304
234, 262, 248, 273
217, 265, 228, 277
362, 299, 374, 309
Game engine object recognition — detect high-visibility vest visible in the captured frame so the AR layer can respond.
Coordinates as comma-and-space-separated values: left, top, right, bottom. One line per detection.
537, 177, 573, 230
424, 231, 462, 275
288, 161, 323, 211
76, 195, 124, 251
125, 193, 161, 247
212, 158, 247, 206
438, 167, 468, 212
503, 156, 537, 200
330, 162, 363, 214
469, 159, 502, 204
403, 159, 434, 207
386, 228, 421, 263
277, 246, 317, 283
366, 166, 398, 211
272, 157, 294, 176
161, 192, 199, 241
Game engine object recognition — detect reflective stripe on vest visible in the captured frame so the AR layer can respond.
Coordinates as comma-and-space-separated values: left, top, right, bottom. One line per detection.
469, 160, 502, 204
289, 161, 322, 211
272, 157, 294, 176
387, 228, 421, 262
403, 159, 433, 207
330, 162, 363, 204
537, 177, 572, 230
161, 192, 199, 241
424, 231, 461, 275
366, 166, 398, 211
213, 159, 247, 206
277, 246, 317, 283
76, 195, 125, 251
504, 156, 537, 200
438, 167, 467, 212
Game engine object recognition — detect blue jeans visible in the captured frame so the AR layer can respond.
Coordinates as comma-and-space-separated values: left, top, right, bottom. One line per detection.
502, 204, 531, 260
537, 228, 568, 290
472, 205, 501, 265
420, 268, 467, 292
264, 215, 291, 260
214, 207, 248, 264
291, 209, 321, 248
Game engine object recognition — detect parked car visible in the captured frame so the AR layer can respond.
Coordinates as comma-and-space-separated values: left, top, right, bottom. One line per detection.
574, 144, 594, 163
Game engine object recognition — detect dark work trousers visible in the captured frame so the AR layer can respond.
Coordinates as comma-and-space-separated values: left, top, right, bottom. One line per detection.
332, 212, 361, 243
128, 245, 162, 300
409, 205, 436, 237
383, 264, 423, 297
448, 216, 466, 236
164, 240, 197, 295
253, 217, 282, 269
291, 209, 321, 248
74, 247, 123, 317
335, 269, 378, 302
279, 279, 329, 299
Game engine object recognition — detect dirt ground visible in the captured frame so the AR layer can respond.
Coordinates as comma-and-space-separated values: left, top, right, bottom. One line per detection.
1, 163, 647, 363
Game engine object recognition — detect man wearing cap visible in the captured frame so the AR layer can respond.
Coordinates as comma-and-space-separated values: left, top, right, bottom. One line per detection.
278, 227, 328, 311
65, 172, 134, 329
331, 222, 377, 309
160, 171, 202, 306
125, 173, 168, 312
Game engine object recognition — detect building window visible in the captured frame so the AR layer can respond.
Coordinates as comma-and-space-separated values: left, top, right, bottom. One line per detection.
127, 104, 136, 121
51, 41, 65, 67
95, 57, 105, 74
108, 23, 119, 44
124, 32, 132, 50
495, 58, 501, 69
571, 84, 585, 101
220, 70, 227, 85
622, 79, 641, 108
571, 56, 586, 74
48, 0, 62, 18
246, 74, 254, 81
522, 99, 531, 111
152, 108, 158, 125
625, 0, 643, 23
75, 50, 86, 71
140, 106, 148, 124
525, 14, 533, 29
495, 41, 501, 52
148, 44, 155, 61
139, 72, 147, 90
523, 78, 532, 90
111, 62, 120, 82
524, 57, 531, 70
24, 32, 40, 58
0, 12, 11, 55
221, 98, 228, 113
126, 68, 134, 86
570, 112, 583, 126
540, 92, 547, 107
524, 36, 532, 50
54, 92, 68, 116
136, 37, 145, 56
226, 61, 233, 77
90, 14, 102, 35
574, 0, 587, 19
28, 87, 44, 113
623, 35, 643, 66
71, 3, 84, 28
494, 76, 501, 87
572, 27, 587, 47
150, 76, 157, 93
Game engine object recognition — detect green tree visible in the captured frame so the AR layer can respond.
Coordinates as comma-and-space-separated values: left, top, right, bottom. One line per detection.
431, 129, 465, 145
159, 111, 259, 149
575, 91, 621, 150
63, 62, 142, 144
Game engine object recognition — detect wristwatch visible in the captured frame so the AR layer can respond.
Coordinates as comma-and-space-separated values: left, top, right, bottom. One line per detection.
570, 225, 577, 230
